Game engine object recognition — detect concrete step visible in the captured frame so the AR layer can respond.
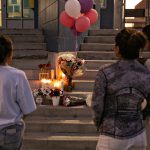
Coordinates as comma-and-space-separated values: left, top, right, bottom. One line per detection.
24, 69, 96, 81
78, 51, 150, 60
29, 79, 94, 91
85, 60, 116, 69
75, 69, 98, 80
84, 36, 115, 43
12, 59, 49, 69
89, 29, 120, 36
64, 91, 92, 99
80, 43, 114, 51
22, 133, 98, 150
25, 117, 96, 134
14, 43, 47, 50
78, 51, 116, 60
29, 106, 93, 118
13, 50, 48, 59
0, 29, 43, 35
24, 69, 39, 80
73, 80, 94, 92
10, 35, 45, 43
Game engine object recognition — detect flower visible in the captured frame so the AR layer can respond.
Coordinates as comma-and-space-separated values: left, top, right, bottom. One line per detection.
33, 87, 63, 98
49, 89, 63, 97
58, 54, 85, 78
38, 63, 51, 70
33, 88, 50, 97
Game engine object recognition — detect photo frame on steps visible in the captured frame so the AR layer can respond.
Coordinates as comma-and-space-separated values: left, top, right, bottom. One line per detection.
99, 0, 107, 8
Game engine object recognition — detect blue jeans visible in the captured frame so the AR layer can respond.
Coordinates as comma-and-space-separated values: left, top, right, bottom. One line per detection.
0, 121, 25, 150
96, 131, 147, 150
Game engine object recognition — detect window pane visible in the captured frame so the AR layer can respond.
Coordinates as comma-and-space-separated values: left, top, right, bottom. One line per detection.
23, 0, 34, 18
7, 0, 21, 18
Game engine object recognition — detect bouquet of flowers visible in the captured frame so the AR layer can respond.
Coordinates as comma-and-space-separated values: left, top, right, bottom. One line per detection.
33, 87, 63, 105
33, 87, 63, 98
58, 54, 85, 91
33, 88, 48, 97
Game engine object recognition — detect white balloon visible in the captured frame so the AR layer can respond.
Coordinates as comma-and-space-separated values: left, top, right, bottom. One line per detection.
65, 0, 81, 19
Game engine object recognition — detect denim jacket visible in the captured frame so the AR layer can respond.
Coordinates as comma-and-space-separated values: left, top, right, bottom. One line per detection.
92, 60, 150, 139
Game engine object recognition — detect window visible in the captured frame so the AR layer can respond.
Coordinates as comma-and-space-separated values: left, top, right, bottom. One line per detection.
7, 0, 34, 18
99, 0, 107, 8
7, 0, 21, 18
23, 0, 34, 18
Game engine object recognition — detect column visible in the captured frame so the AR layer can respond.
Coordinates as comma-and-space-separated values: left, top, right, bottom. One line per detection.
113, 0, 124, 29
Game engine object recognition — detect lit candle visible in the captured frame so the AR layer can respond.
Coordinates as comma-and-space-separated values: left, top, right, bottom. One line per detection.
60, 79, 64, 91
61, 72, 66, 80
51, 69, 55, 80
54, 80, 62, 90
49, 79, 54, 89
41, 79, 47, 89
41, 79, 52, 89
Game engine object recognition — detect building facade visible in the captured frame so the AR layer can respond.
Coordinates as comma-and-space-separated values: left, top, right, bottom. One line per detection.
0, 0, 149, 51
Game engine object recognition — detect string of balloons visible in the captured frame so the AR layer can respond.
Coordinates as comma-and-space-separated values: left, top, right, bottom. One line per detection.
59, 0, 99, 36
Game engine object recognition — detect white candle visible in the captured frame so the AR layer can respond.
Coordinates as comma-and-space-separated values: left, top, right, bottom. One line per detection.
51, 69, 55, 80
54, 80, 62, 90
41, 79, 47, 89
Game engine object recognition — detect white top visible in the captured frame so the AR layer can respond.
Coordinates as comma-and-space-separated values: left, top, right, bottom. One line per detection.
0, 65, 36, 128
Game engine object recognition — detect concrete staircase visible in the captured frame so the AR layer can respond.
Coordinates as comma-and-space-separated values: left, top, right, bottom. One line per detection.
0, 29, 49, 89
22, 29, 122, 150
22, 106, 98, 150
21, 29, 122, 150
3, 28, 149, 149
69, 29, 119, 98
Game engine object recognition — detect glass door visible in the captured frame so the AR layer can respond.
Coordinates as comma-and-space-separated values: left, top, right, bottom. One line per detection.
6, 0, 35, 29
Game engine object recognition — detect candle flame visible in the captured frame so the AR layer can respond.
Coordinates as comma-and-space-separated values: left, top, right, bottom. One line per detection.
41, 79, 52, 84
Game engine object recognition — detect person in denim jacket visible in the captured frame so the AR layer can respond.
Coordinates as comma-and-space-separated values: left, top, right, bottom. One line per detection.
92, 28, 150, 150
0, 35, 37, 150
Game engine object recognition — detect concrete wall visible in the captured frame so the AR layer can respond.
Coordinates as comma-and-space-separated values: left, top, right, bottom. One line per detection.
38, 0, 101, 52
38, 0, 59, 51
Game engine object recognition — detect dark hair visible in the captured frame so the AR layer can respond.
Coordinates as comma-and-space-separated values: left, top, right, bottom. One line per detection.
115, 28, 146, 60
0, 35, 13, 64
142, 24, 150, 41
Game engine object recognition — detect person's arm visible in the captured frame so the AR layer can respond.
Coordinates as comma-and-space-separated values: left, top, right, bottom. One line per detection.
16, 71, 37, 116
91, 69, 107, 131
143, 94, 150, 119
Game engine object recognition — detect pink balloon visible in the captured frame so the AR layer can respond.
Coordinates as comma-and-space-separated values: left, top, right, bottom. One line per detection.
85, 9, 98, 24
75, 16, 90, 33
60, 11, 75, 27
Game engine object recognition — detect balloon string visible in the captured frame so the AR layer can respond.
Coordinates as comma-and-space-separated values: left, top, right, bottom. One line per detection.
75, 34, 78, 57
75, 35, 78, 51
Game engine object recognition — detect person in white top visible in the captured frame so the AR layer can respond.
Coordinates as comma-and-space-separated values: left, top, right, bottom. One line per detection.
0, 35, 36, 150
